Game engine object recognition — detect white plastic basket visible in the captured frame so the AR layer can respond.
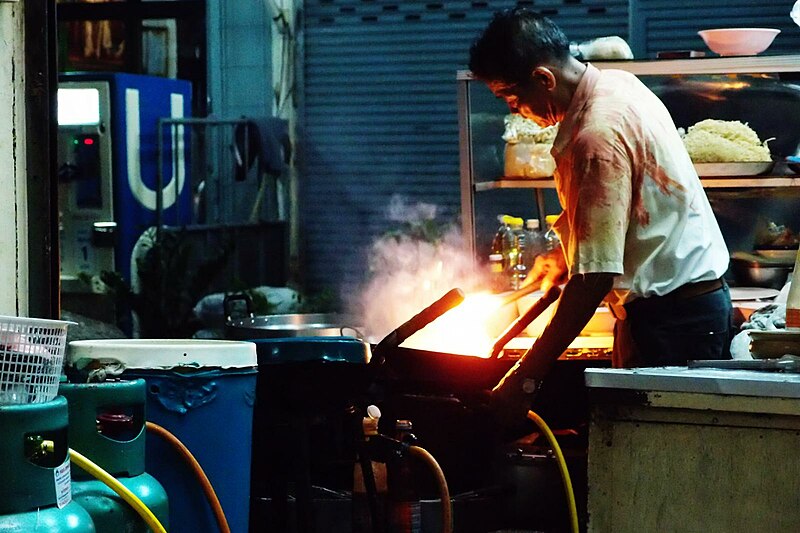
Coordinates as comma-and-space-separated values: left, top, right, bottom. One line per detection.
0, 316, 75, 404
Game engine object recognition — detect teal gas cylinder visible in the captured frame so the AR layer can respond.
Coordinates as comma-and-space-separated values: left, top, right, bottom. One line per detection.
68, 339, 257, 533
59, 379, 169, 532
0, 396, 96, 532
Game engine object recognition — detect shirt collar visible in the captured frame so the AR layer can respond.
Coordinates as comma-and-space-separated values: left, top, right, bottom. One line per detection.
552, 63, 600, 155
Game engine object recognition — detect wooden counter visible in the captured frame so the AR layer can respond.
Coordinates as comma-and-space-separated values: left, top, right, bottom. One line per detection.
585, 367, 800, 533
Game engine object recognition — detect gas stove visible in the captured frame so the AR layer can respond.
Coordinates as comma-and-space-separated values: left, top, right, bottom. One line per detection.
500, 335, 613, 361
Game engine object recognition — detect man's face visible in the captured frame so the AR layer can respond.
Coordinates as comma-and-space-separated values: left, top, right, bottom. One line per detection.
488, 78, 554, 127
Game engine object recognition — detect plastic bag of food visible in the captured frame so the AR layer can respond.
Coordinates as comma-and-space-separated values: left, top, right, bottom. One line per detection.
502, 115, 558, 178
570, 36, 633, 60
504, 141, 556, 178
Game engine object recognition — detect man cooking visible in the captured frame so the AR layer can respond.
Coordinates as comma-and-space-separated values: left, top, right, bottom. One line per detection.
468, 8, 733, 418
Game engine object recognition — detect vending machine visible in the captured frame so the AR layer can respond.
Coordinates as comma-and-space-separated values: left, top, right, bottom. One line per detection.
57, 73, 192, 293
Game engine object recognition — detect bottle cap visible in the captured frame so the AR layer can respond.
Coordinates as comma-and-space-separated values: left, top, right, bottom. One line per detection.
545, 214, 560, 226
507, 216, 524, 228
525, 219, 540, 230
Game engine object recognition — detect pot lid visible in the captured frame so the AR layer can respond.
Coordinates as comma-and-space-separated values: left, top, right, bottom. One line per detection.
229, 312, 360, 330
67, 339, 257, 370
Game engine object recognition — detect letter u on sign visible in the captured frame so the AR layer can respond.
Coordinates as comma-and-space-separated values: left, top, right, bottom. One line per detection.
125, 88, 186, 211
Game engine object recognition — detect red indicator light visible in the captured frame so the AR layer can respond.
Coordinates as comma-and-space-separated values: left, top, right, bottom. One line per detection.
83, 138, 95, 145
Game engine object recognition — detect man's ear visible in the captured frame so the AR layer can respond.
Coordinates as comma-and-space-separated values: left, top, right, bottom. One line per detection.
532, 66, 557, 91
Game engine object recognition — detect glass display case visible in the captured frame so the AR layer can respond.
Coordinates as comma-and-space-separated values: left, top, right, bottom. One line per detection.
458, 55, 800, 260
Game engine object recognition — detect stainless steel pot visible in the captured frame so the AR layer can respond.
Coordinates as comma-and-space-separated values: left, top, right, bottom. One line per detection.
729, 256, 792, 290
226, 312, 363, 340
223, 293, 362, 340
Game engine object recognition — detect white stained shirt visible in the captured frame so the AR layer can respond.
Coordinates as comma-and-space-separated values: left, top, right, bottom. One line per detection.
550, 64, 729, 304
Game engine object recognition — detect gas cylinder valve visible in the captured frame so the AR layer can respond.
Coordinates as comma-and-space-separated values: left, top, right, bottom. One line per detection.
362, 404, 381, 437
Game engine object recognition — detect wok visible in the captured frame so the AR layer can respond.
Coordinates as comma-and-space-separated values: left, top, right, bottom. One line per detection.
248, 285, 570, 525
369, 285, 606, 498
240, 283, 563, 399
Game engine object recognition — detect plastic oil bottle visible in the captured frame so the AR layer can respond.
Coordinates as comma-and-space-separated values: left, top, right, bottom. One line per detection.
544, 214, 561, 252
787, 249, 800, 329
488, 252, 506, 292
522, 218, 546, 271
506, 217, 526, 289
511, 232, 528, 290
489, 215, 513, 292
490, 216, 512, 260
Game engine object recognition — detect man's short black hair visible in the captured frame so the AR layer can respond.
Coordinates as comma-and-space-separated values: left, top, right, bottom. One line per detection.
469, 8, 571, 84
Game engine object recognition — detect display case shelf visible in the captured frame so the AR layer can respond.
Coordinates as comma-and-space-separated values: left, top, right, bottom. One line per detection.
474, 176, 800, 191
457, 55, 800, 81
458, 55, 800, 258
592, 54, 800, 76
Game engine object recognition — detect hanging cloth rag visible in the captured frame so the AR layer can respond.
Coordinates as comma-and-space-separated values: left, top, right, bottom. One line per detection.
232, 117, 290, 181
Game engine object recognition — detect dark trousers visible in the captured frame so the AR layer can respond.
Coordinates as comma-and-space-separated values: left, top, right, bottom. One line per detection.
613, 282, 733, 367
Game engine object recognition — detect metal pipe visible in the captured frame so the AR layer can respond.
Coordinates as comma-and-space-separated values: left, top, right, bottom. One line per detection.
156, 118, 165, 235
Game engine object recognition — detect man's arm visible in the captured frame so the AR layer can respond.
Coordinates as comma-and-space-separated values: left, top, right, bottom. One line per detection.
517, 271, 614, 379
490, 271, 614, 423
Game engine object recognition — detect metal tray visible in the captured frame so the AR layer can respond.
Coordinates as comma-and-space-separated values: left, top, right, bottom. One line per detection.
693, 162, 773, 176
749, 330, 800, 359
689, 355, 800, 372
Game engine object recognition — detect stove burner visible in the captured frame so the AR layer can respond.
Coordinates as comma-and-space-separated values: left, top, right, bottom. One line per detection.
501, 347, 613, 361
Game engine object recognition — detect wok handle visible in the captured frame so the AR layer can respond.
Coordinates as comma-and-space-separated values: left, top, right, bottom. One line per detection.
489, 285, 562, 359
371, 288, 465, 366
499, 281, 542, 307
395, 288, 465, 342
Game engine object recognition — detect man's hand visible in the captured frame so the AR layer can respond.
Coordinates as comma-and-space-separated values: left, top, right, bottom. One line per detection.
489, 361, 540, 431
524, 246, 568, 290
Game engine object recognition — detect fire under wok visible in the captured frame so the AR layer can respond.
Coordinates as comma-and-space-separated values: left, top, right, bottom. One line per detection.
369, 285, 563, 394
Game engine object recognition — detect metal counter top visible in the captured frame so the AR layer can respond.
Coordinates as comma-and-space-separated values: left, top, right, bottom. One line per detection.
584, 366, 800, 399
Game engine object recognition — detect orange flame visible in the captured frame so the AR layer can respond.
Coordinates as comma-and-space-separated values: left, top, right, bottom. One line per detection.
400, 292, 515, 358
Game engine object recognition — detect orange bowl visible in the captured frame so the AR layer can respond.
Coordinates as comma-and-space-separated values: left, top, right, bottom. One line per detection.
698, 28, 780, 57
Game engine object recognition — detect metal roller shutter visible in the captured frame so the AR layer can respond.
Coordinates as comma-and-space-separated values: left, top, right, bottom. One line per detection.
301, 0, 629, 296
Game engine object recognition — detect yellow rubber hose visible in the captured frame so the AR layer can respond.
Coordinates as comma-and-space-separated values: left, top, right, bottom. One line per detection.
526, 410, 579, 533
68, 447, 168, 533
408, 445, 453, 533
146, 421, 231, 533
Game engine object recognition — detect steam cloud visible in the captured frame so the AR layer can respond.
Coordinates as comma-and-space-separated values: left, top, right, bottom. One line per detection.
353, 195, 489, 342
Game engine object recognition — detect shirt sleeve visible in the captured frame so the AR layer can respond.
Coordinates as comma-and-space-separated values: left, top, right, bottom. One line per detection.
565, 154, 632, 276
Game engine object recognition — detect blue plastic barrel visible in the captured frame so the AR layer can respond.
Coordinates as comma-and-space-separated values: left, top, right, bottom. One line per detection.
68, 339, 257, 533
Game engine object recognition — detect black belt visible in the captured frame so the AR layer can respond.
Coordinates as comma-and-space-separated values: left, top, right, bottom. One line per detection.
626, 277, 724, 312
611, 278, 725, 320
663, 277, 724, 301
